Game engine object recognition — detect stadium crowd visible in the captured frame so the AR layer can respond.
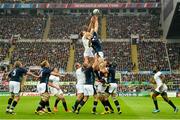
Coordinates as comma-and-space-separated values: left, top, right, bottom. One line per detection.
167, 43, 180, 71
11, 42, 70, 71
0, 42, 10, 62
107, 14, 161, 39
49, 15, 89, 39
0, 15, 46, 39
138, 41, 169, 71
103, 42, 132, 71
0, 14, 161, 40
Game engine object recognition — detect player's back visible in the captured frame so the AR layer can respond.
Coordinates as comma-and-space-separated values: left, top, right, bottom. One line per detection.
39, 67, 51, 84
9, 67, 27, 82
107, 66, 116, 83
49, 75, 59, 85
76, 67, 85, 85
91, 32, 102, 53
84, 66, 95, 85
154, 71, 163, 85
82, 35, 90, 50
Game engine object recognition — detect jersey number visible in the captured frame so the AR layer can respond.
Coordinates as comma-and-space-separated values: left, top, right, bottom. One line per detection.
12, 70, 16, 76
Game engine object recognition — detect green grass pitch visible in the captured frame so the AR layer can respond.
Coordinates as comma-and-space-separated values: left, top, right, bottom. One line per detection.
0, 96, 179, 119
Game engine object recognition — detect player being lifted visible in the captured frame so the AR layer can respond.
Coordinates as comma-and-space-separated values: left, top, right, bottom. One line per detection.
6, 61, 38, 114
79, 9, 103, 65
88, 9, 104, 59
49, 67, 71, 113
79, 26, 94, 65
151, 67, 178, 113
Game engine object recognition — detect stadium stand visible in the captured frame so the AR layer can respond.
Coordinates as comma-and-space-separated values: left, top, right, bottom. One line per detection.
0, 15, 46, 39
107, 14, 161, 39
11, 42, 70, 71
138, 41, 169, 71
167, 43, 180, 71
0, 42, 10, 62
48, 15, 89, 39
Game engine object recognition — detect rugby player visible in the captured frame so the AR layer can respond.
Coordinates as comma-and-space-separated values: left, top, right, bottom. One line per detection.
151, 67, 178, 113
75, 63, 95, 114
35, 60, 61, 115
105, 61, 122, 114
72, 63, 85, 112
6, 61, 38, 114
49, 67, 70, 112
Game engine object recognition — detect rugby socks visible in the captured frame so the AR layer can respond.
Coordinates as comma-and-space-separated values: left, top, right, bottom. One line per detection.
101, 100, 108, 111
73, 100, 80, 111
77, 100, 86, 111
101, 100, 109, 111
107, 100, 114, 111
114, 100, 120, 112
54, 98, 60, 107
92, 101, 98, 112
36, 100, 45, 111
7, 98, 13, 109
62, 101, 68, 111
45, 101, 51, 112
153, 100, 159, 110
11, 101, 17, 110
168, 100, 176, 109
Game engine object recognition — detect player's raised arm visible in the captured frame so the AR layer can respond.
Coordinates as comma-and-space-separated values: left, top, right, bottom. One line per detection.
93, 16, 99, 33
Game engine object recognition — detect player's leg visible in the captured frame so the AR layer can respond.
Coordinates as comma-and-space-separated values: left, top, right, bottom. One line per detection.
100, 94, 110, 114
97, 83, 111, 114
36, 92, 49, 114
76, 96, 89, 114
8, 82, 21, 114
101, 93, 114, 113
152, 91, 160, 113
111, 93, 121, 114
35, 83, 47, 115
76, 85, 93, 114
72, 93, 84, 112
109, 83, 121, 114
54, 96, 60, 112
6, 93, 14, 113
44, 93, 51, 113
9, 94, 20, 114
161, 92, 178, 113
92, 93, 98, 114
72, 85, 84, 112
61, 94, 70, 112
6, 81, 14, 113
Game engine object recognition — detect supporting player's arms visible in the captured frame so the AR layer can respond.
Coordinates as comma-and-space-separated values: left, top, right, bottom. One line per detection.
160, 74, 166, 83
48, 82, 60, 90
51, 72, 61, 77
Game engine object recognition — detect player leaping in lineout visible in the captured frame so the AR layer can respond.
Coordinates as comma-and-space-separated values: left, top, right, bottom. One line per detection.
88, 9, 104, 59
